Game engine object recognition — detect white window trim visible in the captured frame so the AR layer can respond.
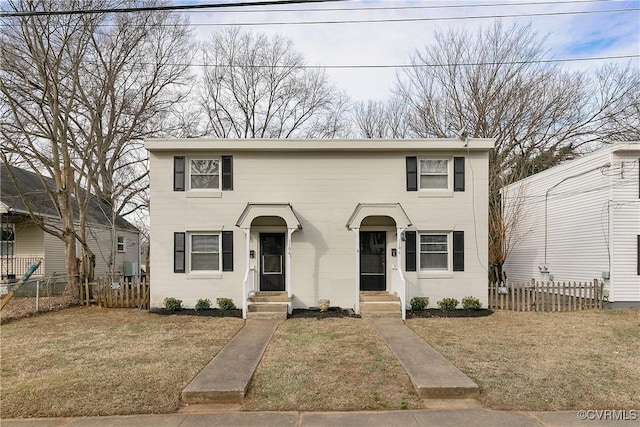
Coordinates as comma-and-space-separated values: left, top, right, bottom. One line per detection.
188, 232, 221, 274
418, 158, 452, 192
116, 236, 126, 253
418, 232, 452, 274
188, 158, 221, 192
1, 223, 15, 256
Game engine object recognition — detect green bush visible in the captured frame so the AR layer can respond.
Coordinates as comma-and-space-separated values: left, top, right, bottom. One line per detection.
163, 297, 183, 312
410, 296, 429, 311
195, 298, 212, 311
437, 298, 459, 311
461, 296, 482, 310
217, 298, 236, 310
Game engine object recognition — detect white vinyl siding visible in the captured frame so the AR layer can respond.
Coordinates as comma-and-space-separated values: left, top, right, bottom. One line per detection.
190, 233, 220, 272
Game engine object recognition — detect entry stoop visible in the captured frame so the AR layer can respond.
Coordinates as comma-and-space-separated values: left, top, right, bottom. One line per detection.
359, 291, 402, 318
247, 291, 291, 320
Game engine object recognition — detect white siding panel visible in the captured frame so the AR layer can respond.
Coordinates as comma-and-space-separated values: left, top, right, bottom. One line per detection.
43, 233, 67, 277
611, 153, 640, 302
13, 219, 44, 257
503, 142, 640, 303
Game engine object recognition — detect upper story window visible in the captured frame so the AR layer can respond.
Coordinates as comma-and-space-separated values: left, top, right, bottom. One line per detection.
116, 236, 126, 253
420, 159, 449, 190
1, 224, 15, 256
189, 159, 220, 190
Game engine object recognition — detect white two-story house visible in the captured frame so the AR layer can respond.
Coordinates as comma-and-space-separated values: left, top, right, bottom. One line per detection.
145, 138, 494, 318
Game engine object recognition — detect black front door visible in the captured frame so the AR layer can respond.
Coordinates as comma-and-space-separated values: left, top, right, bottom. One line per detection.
360, 231, 386, 291
260, 233, 285, 291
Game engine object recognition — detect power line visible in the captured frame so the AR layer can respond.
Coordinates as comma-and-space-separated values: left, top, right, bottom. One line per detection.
183, 7, 640, 26
0, 0, 347, 17
128, 54, 638, 69
163, 0, 626, 14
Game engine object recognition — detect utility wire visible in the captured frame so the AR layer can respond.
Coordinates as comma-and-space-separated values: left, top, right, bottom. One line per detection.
120, 54, 639, 69
0, 0, 348, 17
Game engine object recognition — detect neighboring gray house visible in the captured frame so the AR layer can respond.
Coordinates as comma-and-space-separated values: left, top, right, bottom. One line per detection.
0, 163, 141, 282
502, 141, 640, 307
145, 138, 494, 318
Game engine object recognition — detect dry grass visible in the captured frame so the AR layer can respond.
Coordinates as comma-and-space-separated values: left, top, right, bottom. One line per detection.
1, 296, 76, 324
0, 306, 244, 418
406, 309, 640, 410
244, 318, 420, 411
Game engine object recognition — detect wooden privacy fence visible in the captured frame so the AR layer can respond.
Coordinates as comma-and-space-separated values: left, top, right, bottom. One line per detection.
80, 277, 150, 309
488, 279, 604, 312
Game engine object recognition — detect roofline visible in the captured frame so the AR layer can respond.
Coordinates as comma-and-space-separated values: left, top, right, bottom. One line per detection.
145, 138, 495, 152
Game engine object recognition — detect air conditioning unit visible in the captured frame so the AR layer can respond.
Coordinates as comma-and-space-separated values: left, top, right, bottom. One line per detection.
122, 261, 138, 277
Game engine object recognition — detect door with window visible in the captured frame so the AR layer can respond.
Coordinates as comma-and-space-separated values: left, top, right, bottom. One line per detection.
360, 231, 386, 291
260, 233, 285, 291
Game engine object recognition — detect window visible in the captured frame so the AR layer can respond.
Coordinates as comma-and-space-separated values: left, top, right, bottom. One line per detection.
420, 159, 449, 190
1, 224, 15, 256
190, 233, 220, 271
116, 236, 126, 252
420, 234, 449, 270
189, 159, 220, 190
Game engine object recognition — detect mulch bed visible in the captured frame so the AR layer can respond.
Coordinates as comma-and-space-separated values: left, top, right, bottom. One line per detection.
406, 308, 493, 318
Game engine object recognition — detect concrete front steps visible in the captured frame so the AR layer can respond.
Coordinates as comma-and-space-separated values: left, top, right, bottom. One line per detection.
359, 291, 402, 318
247, 291, 290, 320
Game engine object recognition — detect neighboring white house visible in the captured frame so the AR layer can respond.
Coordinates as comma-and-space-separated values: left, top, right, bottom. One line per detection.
1, 163, 141, 283
145, 138, 494, 318
502, 141, 640, 307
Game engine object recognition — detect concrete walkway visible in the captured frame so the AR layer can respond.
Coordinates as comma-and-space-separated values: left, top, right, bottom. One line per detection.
4, 409, 638, 426
369, 318, 479, 399
181, 319, 281, 404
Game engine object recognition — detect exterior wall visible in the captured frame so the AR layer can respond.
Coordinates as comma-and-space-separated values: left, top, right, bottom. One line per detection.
43, 223, 139, 279
148, 140, 491, 310
13, 218, 44, 258
502, 142, 640, 303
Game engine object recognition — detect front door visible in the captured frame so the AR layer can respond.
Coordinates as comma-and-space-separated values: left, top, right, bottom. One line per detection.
260, 233, 285, 291
360, 231, 386, 291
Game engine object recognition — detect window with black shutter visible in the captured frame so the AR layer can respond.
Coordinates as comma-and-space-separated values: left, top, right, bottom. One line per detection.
454, 157, 465, 192
405, 230, 417, 271
406, 157, 417, 191
173, 156, 185, 191
453, 231, 464, 271
222, 231, 234, 271
174, 232, 185, 273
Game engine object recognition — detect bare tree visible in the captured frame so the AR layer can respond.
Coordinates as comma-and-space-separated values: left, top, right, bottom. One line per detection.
358, 21, 639, 281
353, 98, 410, 138
1, 0, 193, 295
199, 27, 349, 138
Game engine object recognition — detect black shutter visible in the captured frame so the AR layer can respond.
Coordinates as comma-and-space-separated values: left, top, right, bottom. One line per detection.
174, 156, 185, 191
174, 232, 185, 273
222, 155, 233, 191
405, 231, 416, 271
406, 156, 417, 191
454, 157, 465, 192
637, 235, 640, 275
453, 231, 464, 271
222, 231, 233, 271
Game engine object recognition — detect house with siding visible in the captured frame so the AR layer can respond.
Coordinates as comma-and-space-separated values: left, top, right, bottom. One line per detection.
146, 138, 494, 319
0, 163, 141, 283
501, 141, 640, 307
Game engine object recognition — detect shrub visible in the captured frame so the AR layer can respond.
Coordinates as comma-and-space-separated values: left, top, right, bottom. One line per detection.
163, 297, 183, 312
461, 296, 482, 310
437, 298, 459, 311
195, 298, 212, 311
217, 298, 236, 310
410, 296, 429, 311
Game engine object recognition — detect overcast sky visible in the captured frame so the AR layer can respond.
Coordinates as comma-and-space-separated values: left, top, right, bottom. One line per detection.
172, 0, 637, 101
